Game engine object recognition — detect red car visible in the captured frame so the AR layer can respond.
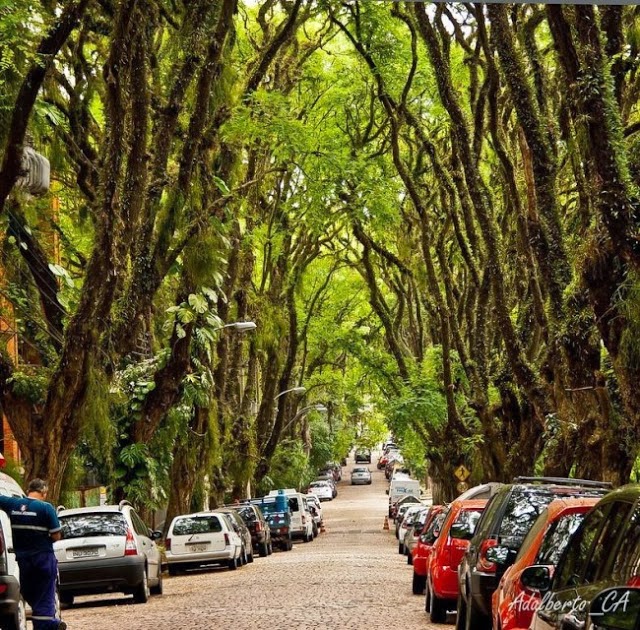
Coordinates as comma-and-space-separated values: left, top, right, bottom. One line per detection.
411, 505, 445, 595
427, 499, 487, 623
492, 497, 599, 630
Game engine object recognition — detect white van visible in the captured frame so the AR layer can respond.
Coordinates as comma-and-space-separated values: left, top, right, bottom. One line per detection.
267, 490, 314, 542
0, 470, 26, 629
387, 477, 421, 516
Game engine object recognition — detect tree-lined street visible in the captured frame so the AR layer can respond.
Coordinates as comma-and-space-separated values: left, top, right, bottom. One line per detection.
64, 454, 437, 630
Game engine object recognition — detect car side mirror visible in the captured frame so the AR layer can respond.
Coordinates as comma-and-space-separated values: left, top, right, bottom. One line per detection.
521, 565, 552, 593
150, 530, 163, 541
589, 587, 640, 629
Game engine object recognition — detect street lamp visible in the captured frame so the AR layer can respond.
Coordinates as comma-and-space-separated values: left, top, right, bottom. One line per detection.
282, 403, 327, 433
219, 321, 257, 332
274, 386, 306, 401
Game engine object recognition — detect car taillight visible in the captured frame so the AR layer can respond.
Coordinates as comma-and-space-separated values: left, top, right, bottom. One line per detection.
124, 529, 138, 556
255, 522, 263, 533
281, 526, 289, 533
477, 539, 498, 573
165, 538, 171, 551
224, 533, 230, 546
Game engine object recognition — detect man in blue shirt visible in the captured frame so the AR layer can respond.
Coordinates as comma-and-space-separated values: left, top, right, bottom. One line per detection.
0, 479, 66, 630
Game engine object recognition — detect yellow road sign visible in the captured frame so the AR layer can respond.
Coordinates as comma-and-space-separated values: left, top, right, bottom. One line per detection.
454, 465, 471, 482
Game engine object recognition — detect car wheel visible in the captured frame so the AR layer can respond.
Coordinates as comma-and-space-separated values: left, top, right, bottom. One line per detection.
0, 596, 27, 630
150, 565, 163, 595
407, 552, 413, 565
267, 542, 273, 555
425, 583, 431, 612
412, 572, 426, 596
260, 541, 269, 557
60, 593, 74, 607
168, 565, 179, 576
286, 540, 293, 551
398, 542, 404, 554
455, 594, 466, 630
133, 568, 150, 604
247, 550, 254, 563
227, 556, 238, 571
429, 584, 448, 623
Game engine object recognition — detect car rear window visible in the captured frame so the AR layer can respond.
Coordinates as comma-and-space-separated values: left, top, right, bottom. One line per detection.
352, 468, 368, 473
450, 509, 484, 540
229, 506, 256, 523
498, 490, 560, 548
60, 513, 127, 539
172, 516, 222, 535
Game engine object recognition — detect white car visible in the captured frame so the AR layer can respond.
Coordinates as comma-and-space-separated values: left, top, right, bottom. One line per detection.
307, 481, 333, 502
397, 505, 427, 554
305, 494, 323, 526
165, 511, 245, 574
56, 502, 163, 606
351, 467, 372, 485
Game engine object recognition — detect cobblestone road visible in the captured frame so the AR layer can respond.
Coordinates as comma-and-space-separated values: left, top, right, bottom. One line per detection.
63, 454, 445, 629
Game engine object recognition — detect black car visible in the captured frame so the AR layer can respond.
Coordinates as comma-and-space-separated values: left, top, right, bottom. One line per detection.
355, 448, 371, 464
226, 503, 273, 557
456, 476, 612, 630
523, 484, 640, 630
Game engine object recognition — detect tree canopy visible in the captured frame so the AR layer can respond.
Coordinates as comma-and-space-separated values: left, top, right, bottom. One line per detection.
1, 1, 639, 506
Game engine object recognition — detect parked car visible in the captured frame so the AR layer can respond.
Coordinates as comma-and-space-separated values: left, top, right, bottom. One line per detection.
226, 503, 272, 557
526, 484, 640, 630
250, 495, 292, 552
456, 477, 612, 630
355, 448, 371, 464
55, 502, 163, 606
403, 502, 433, 562
0, 471, 27, 629
216, 508, 253, 563
351, 467, 372, 485
427, 499, 486, 623
267, 490, 314, 542
308, 481, 333, 502
305, 494, 323, 526
412, 506, 446, 595
164, 511, 244, 573
398, 505, 428, 554
326, 462, 342, 482
492, 497, 599, 630
388, 477, 421, 517
391, 495, 422, 522
587, 586, 640, 630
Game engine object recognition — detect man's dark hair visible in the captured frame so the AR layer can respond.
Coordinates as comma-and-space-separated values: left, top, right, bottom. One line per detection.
27, 479, 48, 494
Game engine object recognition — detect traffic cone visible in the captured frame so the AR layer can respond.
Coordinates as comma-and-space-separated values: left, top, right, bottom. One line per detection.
383, 515, 390, 530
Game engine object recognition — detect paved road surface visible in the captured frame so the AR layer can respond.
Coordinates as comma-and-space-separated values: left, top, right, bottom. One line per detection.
63, 454, 444, 629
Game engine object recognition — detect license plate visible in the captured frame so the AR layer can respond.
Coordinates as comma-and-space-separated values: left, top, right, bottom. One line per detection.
72, 548, 99, 558
188, 543, 209, 553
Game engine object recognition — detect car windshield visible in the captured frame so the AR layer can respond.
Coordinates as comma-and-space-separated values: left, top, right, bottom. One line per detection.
311, 482, 329, 488
173, 515, 222, 535
60, 513, 127, 539
352, 468, 368, 473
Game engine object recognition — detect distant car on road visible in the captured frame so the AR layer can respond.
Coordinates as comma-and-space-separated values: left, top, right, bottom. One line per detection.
350, 467, 372, 485
355, 448, 371, 463
308, 481, 333, 501
56, 502, 163, 606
